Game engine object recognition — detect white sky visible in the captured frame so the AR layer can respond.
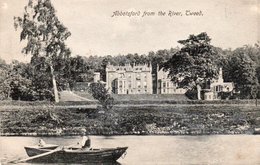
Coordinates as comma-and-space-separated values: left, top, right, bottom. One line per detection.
0, 0, 259, 63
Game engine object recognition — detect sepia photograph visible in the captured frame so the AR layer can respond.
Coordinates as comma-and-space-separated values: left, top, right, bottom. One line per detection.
0, 0, 259, 164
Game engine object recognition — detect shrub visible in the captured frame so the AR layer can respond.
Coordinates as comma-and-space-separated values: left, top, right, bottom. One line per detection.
185, 88, 197, 100
88, 82, 114, 110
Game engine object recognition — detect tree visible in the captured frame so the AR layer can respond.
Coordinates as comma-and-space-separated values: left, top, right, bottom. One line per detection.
14, 0, 71, 102
224, 47, 259, 99
88, 82, 114, 110
0, 58, 11, 100
163, 32, 219, 100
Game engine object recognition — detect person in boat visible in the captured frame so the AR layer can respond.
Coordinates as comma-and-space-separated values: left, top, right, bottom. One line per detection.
78, 128, 91, 149
38, 139, 46, 147
81, 135, 91, 149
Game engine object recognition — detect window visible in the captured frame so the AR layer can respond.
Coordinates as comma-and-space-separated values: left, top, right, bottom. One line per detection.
144, 81, 147, 88
215, 85, 223, 92
163, 82, 166, 88
137, 81, 141, 88
119, 73, 125, 78
136, 73, 141, 80
119, 81, 122, 88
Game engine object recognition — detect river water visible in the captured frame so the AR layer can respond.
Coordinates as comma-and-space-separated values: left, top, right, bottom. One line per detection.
0, 135, 260, 165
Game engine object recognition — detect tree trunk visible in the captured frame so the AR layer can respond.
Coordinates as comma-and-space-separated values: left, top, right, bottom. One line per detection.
197, 84, 201, 100
50, 65, 59, 103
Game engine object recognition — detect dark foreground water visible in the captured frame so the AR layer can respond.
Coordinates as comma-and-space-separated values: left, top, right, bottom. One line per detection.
1, 135, 260, 165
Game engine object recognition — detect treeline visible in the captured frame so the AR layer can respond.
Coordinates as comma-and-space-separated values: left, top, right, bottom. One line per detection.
0, 44, 259, 101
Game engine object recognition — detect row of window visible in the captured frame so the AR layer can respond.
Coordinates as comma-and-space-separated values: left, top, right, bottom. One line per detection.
118, 89, 148, 93
162, 82, 171, 88
110, 73, 148, 79
118, 80, 148, 89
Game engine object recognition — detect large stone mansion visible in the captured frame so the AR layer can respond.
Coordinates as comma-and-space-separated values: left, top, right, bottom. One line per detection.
105, 63, 186, 95
73, 63, 235, 100
104, 63, 234, 100
105, 63, 153, 94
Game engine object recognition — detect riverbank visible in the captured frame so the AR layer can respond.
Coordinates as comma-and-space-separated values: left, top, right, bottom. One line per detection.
1, 102, 260, 136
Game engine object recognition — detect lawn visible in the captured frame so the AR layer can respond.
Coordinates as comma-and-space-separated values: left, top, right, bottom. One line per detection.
1, 102, 259, 136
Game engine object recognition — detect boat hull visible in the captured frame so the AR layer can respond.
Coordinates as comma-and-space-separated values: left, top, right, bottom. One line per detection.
24, 147, 128, 163
25, 144, 59, 157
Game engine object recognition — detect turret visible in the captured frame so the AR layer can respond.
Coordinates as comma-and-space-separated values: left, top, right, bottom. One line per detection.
218, 68, 224, 83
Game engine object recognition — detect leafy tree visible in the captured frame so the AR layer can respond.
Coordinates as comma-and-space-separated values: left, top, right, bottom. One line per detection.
224, 47, 259, 99
163, 32, 219, 100
8, 73, 35, 101
14, 0, 71, 102
88, 82, 114, 110
0, 69, 10, 100
0, 60, 39, 101
0, 58, 11, 100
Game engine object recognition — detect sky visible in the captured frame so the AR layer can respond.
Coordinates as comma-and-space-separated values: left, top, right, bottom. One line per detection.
0, 0, 259, 63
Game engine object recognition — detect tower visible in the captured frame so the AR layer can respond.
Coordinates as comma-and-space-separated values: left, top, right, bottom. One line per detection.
94, 72, 100, 82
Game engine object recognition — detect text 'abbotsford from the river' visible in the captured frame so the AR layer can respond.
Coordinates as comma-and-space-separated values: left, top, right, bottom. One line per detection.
111, 10, 204, 17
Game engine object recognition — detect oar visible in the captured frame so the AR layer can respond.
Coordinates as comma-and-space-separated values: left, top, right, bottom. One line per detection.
16, 146, 63, 163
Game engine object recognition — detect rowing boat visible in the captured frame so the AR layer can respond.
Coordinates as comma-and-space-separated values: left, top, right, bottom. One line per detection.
23, 145, 128, 163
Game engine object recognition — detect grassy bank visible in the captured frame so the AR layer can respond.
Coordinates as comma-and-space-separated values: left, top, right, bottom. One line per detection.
1, 103, 260, 136
0, 98, 259, 106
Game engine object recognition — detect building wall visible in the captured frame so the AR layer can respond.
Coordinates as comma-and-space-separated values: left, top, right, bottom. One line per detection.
157, 69, 186, 94
106, 64, 188, 95
106, 63, 153, 94
204, 68, 234, 100
93, 72, 100, 82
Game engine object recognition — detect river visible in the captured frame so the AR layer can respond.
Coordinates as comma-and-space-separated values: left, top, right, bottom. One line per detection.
1, 135, 260, 165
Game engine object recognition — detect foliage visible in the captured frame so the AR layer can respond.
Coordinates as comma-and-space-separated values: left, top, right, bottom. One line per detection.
163, 32, 220, 99
88, 82, 114, 110
185, 87, 198, 100
223, 46, 259, 99
0, 58, 10, 100
164, 32, 219, 87
0, 59, 36, 101
14, 0, 71, 102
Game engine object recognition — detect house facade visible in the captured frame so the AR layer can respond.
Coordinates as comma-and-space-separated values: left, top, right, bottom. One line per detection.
106, 63, 186, 95
203, 68, 234, 100
106, 63, 153, 94
157, 69, 186, 94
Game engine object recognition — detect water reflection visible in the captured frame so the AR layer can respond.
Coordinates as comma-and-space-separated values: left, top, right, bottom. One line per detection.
1, 135, 260, 165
